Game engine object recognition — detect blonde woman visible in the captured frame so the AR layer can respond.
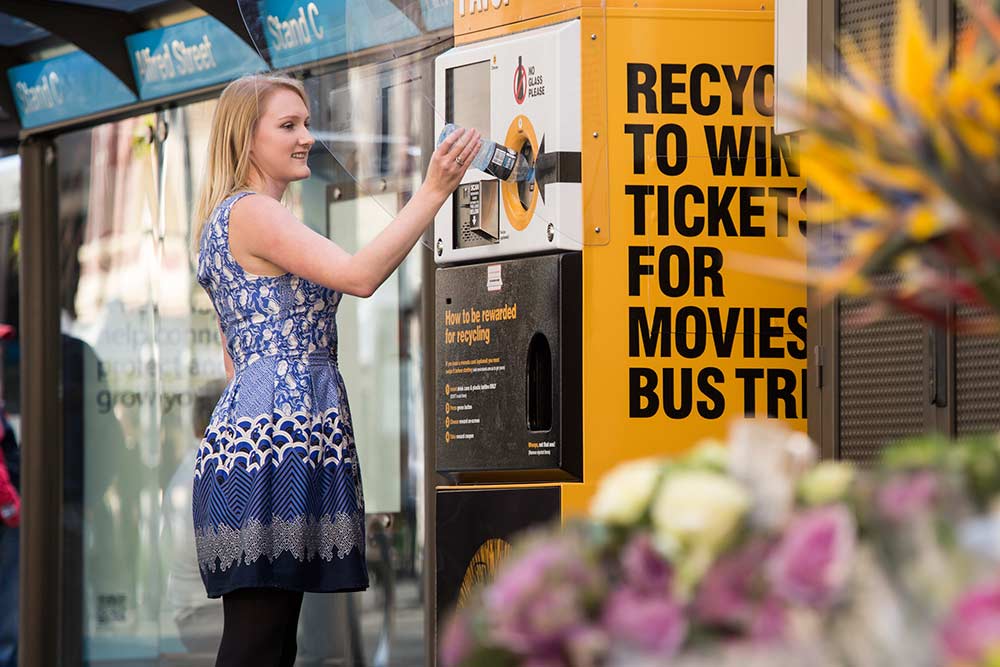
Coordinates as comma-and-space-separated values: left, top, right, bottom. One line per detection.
192, 73, 479, 667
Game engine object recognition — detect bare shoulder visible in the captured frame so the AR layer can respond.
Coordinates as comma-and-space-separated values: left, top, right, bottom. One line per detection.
230, 192, 294, 230
227, 193, 325, 275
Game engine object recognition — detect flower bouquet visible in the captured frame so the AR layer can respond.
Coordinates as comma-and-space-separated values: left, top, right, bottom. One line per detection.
440, 421, 1000, 667
772, 0, 1000, 330
438, 2, 1000, 665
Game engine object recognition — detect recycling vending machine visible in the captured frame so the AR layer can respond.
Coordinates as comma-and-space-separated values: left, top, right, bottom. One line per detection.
432, 1, 808, 657
434, 18, 585, 483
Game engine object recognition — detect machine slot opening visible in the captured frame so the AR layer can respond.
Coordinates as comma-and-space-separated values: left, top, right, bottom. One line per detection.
516, 139, 535, 210
526, 332, 552, 431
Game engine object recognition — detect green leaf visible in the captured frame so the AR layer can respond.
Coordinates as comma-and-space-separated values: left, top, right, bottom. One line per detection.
459, 646, 520, 667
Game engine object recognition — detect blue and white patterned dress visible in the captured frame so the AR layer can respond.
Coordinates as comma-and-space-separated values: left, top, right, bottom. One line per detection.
193, 191, 368, 598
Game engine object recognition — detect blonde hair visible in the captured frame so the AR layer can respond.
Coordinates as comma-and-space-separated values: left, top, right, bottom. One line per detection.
192, 73, 308, 253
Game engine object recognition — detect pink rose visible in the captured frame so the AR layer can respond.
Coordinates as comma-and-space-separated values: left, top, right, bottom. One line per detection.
877, 471, 938, 522
439, 613, 474, 667
602, 587, 687, 656
695, 540, 786, 640
485, 537, 602, 657
747, 596, 787, 642
940, 581, 1000, 664
767, 505, 856, 607
564, 625, 609, 667
621, 533, 673, 595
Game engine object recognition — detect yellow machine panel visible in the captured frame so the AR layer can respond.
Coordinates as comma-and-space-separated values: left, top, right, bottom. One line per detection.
565, 3, 806, 515
454, 0, 601, 41
432, 3, 805, 660
563, 2, 807, 514
436, 0, 805, 529
455, 1, 776, 42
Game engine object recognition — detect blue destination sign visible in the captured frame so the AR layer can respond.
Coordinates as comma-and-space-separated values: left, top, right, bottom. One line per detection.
261, 0, 420, 69
7, 51, 137, 128
262, 0, 347, 68
127, 16, 266, 100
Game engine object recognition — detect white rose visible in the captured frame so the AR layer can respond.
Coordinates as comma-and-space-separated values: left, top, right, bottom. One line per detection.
589, 458, 665, 525
652, 471, 750, 557
682, 437, 730, 471
799, 462, 855, 506
728, 420, 818, 529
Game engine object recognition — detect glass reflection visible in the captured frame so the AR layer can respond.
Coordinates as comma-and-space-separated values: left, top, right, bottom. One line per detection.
57, 116, 161, 664
159, 379, 225, 658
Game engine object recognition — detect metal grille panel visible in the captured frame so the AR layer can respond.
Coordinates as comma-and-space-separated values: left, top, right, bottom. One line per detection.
953, 1, 1000, 435
955, 304, 1000, 435
956, 4, 971, 34
839, 282, 928, 466
839, 0, 899, 82
954, 3, 1000, 43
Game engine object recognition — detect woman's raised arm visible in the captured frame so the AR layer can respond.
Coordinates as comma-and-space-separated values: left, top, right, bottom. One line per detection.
229, 127, 481, 297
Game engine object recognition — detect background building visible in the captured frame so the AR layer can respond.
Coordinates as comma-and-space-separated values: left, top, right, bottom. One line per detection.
805, 0, 1000, 460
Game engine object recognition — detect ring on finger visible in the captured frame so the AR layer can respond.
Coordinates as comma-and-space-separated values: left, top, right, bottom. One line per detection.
455, 156, 465, 166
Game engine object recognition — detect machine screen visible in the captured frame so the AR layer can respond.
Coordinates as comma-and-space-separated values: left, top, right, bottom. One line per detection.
446, 61, 491, 134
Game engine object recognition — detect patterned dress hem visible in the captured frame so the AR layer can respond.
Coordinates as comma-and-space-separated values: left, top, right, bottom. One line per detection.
203, 547, 370, 598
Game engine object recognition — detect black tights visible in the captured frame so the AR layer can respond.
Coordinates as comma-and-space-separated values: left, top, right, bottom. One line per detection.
215, 588, 304, 667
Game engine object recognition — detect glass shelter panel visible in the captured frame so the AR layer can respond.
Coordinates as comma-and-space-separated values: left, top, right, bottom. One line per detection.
54, 39, 441, 667
56, 116, 163, 664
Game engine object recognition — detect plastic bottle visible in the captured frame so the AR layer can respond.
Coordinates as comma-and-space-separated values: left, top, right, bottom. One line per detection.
437, 123, 533, 182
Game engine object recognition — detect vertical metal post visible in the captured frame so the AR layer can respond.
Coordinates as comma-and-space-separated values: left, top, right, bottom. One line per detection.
421, 152, 440, 667
807, 0, 841, 459
420, 40, 448, 667
928, 0, 954, 40
18, 136, 63, 667
943, 0, 960, 437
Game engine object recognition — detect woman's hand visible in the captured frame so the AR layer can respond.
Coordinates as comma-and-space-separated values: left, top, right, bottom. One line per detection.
424, 127, 482, 200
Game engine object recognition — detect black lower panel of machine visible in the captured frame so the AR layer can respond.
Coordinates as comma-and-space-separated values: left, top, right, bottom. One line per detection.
435, 252, 581, 483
